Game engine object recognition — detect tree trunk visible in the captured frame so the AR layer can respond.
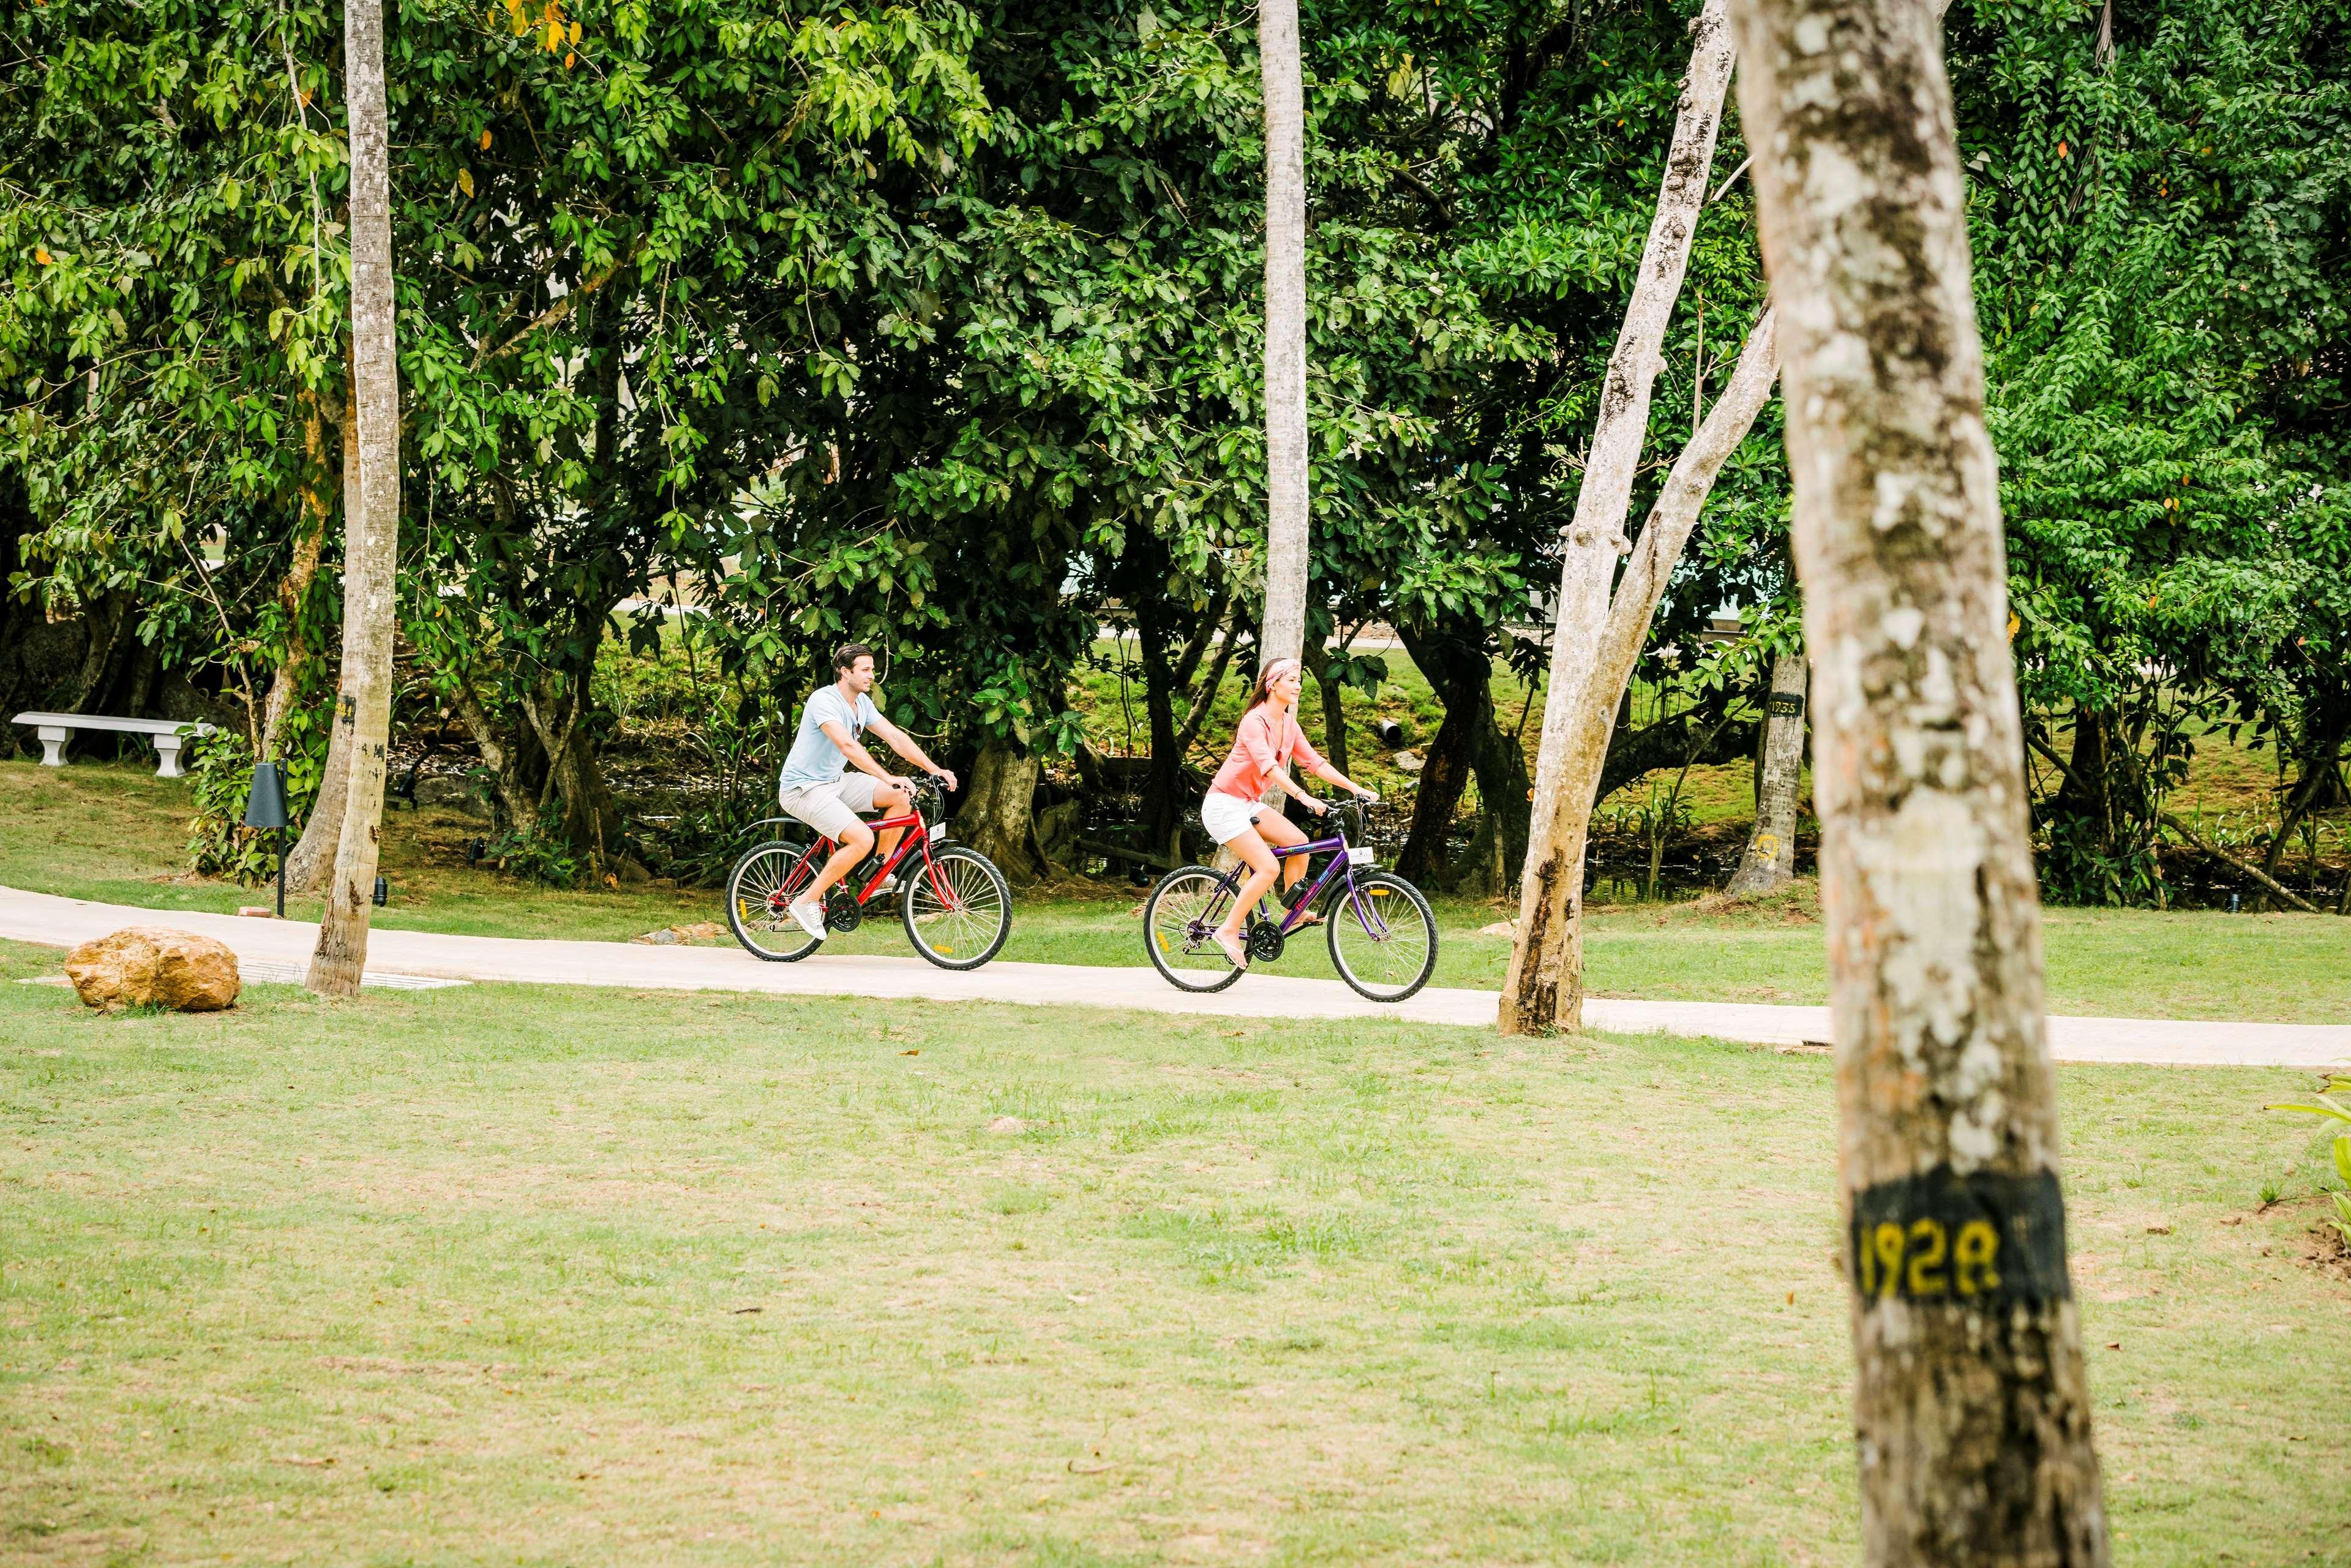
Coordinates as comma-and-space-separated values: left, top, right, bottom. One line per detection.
1316, 659, 1349, 778
1134, 596, 1189, 861
1393, 622, 1534, 889
1726, 649, 1807, 895
446, 675, 542, 831
307, 0, 401, 998
260, 385, 333, 761
1504, 0, 1737, 1025
284, 383, 362, 895
1397, 671, 1481, 885
954, 741, 1044, 883
1727, 0, 2111, 1559
1258, 0, 1309, 670
1469, 680, 1534, 883
1499, 309, 1780, 1033
2258, 726, 2341, 901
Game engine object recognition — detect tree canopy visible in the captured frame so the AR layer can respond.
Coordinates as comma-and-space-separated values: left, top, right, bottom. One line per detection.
4, 0, 2344, 902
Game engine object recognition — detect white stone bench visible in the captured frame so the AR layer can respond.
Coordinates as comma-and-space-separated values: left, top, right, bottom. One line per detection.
12, 712, 218, 778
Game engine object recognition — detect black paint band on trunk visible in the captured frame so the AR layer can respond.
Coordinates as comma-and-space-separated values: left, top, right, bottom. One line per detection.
1848, 1166, 2071, 1306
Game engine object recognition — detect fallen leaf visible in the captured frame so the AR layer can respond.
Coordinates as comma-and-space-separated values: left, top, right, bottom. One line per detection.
276, 1455, 336, 1468
899, 1048, 919, 1056
729, 1305, 762, 1315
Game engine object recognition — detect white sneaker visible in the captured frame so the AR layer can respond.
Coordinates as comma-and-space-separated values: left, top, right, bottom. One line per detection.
788, 898, 828, 942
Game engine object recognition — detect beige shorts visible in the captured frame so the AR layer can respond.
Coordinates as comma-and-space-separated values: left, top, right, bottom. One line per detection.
777, 773, 881, 841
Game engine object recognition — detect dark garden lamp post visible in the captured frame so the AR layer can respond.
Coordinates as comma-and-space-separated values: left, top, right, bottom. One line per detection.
244, 762, 290, 918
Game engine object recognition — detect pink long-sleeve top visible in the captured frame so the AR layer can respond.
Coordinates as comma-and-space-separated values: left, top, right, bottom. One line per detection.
1208, 705, 1325, 803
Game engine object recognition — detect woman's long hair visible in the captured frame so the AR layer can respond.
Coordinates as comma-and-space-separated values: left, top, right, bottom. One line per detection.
1243, 657, 1300, 714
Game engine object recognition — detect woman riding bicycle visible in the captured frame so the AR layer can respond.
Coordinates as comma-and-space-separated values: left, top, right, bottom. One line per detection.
1201, 656, 1377, 970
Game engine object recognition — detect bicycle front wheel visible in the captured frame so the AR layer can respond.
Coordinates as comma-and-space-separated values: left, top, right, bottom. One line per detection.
1327, 870, 1439, 1002
902, 844, 1013, 970
1143, 864, 1244, 993
727, 840, 823, 962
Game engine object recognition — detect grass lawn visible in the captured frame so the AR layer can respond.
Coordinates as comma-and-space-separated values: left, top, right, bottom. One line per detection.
2, 939, 2344, 1564
7, 760, 2347, 1025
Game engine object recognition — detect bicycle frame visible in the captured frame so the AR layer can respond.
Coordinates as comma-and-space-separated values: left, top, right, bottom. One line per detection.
1227, 810, 1389, 940
770, 807, 958, 912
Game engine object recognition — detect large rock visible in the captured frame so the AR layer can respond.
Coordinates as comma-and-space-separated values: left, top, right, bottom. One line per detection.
64, 927, 241, 1013
411, 773, 490, 816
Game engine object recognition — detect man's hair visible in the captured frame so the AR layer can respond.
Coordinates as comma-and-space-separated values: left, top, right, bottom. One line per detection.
833, 642, 876, 675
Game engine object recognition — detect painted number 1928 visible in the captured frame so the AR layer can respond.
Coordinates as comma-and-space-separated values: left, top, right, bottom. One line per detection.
1847, 1166, 2071, 1307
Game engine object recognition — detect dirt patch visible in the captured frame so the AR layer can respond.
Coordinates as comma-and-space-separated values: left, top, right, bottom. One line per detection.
2294, 1208, 2351, 1283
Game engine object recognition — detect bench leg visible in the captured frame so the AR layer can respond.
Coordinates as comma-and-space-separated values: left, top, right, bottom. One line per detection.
153, 735, 186, 778
36, 727, 67, 767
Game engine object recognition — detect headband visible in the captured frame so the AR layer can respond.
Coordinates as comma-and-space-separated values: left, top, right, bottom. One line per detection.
1261, 657, 1301, 685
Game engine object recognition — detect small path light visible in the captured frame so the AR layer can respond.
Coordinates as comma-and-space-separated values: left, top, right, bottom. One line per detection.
243, 762, 290, 919
373, 876, 390, 908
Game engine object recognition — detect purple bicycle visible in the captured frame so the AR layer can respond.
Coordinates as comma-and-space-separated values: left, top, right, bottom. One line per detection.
1142, 800, 1439, 1002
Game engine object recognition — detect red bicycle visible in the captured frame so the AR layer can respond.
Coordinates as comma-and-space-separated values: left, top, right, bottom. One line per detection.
724, 776, 1013, 970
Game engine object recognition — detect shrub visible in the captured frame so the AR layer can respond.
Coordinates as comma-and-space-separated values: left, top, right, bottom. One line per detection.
184, 719, 324, 883
2265, 1075, 2351, 1244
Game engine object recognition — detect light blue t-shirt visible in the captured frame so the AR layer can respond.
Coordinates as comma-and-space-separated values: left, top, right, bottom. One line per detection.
778, 686, 883, 793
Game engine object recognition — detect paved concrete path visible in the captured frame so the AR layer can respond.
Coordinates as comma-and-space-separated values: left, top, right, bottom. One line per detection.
2, 887, 2341, 1069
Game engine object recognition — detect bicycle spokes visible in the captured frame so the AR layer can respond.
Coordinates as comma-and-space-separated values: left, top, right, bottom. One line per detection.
1328, 873, 1438, 1002
1144, 868, 1242, 989
904, 846, 1009, 964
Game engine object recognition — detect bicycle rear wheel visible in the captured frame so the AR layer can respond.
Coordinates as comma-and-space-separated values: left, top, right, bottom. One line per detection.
1327, 871, 1438, 1002
727, 840, 823, 962
1143, 865, 1245, 993
902, 844, 1013, 970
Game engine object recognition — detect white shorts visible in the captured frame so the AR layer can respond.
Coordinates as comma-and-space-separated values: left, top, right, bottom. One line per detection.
777, 773, 881, 841
1199, 790, 1265, 847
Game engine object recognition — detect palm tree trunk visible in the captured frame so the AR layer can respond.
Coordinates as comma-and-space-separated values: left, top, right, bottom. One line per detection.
1258, 0, 1309, 670
307, 0, 401, 998
1727, 0, 2110, 1558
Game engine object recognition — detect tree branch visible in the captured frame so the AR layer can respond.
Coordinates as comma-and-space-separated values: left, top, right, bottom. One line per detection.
2159, 812, 2325, 915
478, 233, 650, 367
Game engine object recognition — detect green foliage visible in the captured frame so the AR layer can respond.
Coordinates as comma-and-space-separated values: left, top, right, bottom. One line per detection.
482, 812, 591, 890
184, 719, 326, 883
1, 0, 349, 682
1954, 0, 2351, 902
2265, 1074, 2351, 1242
8, 0, 2342, 911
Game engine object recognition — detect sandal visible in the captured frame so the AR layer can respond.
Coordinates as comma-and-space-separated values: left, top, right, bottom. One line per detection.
1210, 928, 1250, 970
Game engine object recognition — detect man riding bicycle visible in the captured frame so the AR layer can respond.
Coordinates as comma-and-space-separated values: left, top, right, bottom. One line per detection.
775, 642, 958, 943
